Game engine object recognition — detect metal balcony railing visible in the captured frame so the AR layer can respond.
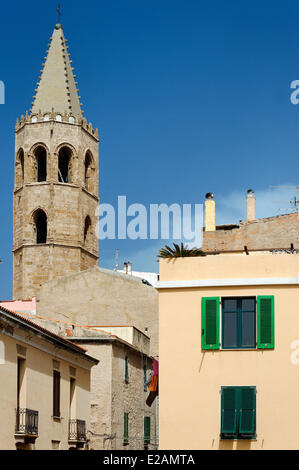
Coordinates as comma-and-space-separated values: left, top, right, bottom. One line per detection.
69, 419, 86, 442
15, 408, 39, 436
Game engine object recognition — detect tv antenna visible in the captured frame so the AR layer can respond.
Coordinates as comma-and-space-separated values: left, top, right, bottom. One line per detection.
270, 185, 299, 214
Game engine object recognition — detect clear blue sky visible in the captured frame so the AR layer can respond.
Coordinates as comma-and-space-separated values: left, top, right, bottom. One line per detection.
0, 0, 299, 298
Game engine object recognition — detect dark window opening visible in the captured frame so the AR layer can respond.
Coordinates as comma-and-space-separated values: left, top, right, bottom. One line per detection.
58, 147, 72, 183
34, 210, 47, 244
144, 416, 151, 447
222, 297, 256, 349
18, 149, 24, 185
84, 216, 91, 244
53, 370, 61, 418
35, 146, 47, 182
17, 357, 26, 410
84, 152, 92, 191
125, 356, 129, 383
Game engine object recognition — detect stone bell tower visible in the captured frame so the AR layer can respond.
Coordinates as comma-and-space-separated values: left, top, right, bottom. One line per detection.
13, 23, 99, 300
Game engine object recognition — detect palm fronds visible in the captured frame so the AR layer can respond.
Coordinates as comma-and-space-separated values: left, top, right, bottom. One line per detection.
157, 242, 205, 259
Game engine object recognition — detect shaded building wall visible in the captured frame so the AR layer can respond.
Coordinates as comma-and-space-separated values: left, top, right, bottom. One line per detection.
36, 267, 159, 358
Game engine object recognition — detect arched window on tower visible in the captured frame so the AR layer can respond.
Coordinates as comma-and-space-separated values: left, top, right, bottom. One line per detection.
58, 147, 72, 183
84, 151, 94, 192
16, 149, 24, 187
84, 216, 92, 245
34, 146, 47, 182
33, 209, 47, 244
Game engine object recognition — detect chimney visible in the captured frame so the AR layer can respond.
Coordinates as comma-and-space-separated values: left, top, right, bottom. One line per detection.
127, 262, 132, 275
204, 193, 216, 231
246, 189, 256, 222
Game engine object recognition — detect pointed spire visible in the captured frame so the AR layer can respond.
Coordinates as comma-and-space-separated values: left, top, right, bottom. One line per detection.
31, 24, 82, 118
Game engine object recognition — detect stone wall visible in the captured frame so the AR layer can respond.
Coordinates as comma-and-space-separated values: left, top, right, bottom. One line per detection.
36, 267, 159, 358
13, 117, 99, 299
202, 212, 299, 253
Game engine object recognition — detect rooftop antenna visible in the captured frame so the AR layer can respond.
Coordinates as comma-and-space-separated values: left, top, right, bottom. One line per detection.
114, 249, 119, 272
270, 185, 299, 214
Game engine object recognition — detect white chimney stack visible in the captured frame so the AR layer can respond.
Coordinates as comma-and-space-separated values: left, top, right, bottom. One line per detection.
204, 193, 216, 232
246, 189, 256, 222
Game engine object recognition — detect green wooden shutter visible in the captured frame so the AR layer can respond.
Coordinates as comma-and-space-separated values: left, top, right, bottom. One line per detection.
144, 416, 151, 445
201, 297, 220, 350
124, 412, 129, 445
257, 296, 274, 349
221, 387, 237, 437
239, 387, 256, 437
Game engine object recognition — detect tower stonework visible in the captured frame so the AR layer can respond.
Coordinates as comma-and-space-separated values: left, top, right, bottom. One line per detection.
13, 24, 99, 300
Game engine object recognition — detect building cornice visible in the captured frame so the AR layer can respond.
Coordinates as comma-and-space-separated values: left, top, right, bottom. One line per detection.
12, 243, 98, 259
156, 276, 299, 289
0, 309, 98, 367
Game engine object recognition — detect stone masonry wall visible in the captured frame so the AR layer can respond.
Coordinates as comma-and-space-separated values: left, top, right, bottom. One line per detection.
202, 212, 299, 253
13, 118, 99, 299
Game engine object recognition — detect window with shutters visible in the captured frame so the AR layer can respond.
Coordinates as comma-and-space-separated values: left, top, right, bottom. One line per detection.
221, 386, 256, 439
53, 370, 61, 418
201, 296, 274, 350
144, 416, 151, 446
124, 412, 129, 445
222, 297, 256, 349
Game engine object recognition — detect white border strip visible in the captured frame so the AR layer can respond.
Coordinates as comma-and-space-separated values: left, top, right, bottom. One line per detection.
156, 276, 299, 289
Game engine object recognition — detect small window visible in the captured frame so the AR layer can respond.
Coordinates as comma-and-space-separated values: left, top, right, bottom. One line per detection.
221, 386, 256, 440
51, 441, 60, 450
83, 216, 91, 245
144, 416, 151, 446
31, 115, 38, 123
58, 147, 72, 183
33, 209, 47, 244
125, 356, 129, 383
56, 115, 62, 122
43, 114, 50, 121
143, 365, 147, 391
69, 116, 75, 124
16, 149, 24, 187
70, 377, 76, 419
34, 146, 47, 182
53, 370, 61, 418
124, 412, 129, 445
84, 151, 93, 191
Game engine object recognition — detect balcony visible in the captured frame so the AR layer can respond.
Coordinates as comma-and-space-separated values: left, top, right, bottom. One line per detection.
15, 408, 39, 443
69, 419, 87, 443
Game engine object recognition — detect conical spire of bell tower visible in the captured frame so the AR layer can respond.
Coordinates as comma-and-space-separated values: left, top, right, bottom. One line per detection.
31, 24, 83, 118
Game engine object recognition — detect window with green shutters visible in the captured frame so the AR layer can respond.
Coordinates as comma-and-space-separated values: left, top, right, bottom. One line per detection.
221, 386, 256, 439
257, 296, 274, 349
201, 296, 274, 350
124, 412, 129, 445
144, 416, 151, 446
201, 297, 220, 350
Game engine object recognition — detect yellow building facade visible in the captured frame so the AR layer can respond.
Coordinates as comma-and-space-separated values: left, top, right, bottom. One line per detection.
0, 306, 98, 450
158, 253, 299, 450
